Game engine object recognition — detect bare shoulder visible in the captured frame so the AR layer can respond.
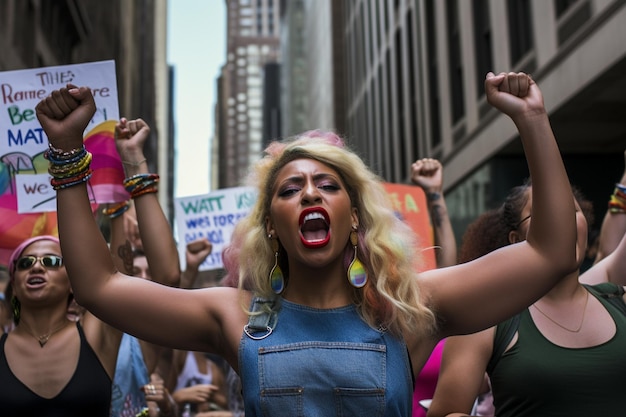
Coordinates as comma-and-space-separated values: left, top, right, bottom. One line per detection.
195, 286, 252, 314
193, 287, 253, 350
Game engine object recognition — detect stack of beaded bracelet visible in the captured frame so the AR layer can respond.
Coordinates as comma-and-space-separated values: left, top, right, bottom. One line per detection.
102, 200, 130, 219
609, 183, 626, 213
45, 144, 93, 190
123, 173, 159, 198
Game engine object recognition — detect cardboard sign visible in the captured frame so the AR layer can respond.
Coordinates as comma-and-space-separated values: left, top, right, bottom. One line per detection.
175, 187, 258, 271
382, 182, 436, 271
0, 60, 120, 213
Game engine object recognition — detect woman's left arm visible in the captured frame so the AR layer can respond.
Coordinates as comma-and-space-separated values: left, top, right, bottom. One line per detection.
420, 73, 578, 337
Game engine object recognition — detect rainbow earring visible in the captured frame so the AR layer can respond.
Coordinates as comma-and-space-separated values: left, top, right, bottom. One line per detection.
347, 227, 367, 288
269, 234, 285, 294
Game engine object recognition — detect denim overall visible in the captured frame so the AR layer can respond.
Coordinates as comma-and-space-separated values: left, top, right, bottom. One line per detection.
239, 298, 413, 417
110, 333, 150, 417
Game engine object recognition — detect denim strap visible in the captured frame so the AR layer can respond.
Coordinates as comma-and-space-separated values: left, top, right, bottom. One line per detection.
244, 297, 278, 340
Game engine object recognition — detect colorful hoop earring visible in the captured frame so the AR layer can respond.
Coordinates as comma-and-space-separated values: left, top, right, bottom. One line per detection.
269, 234, 285, 294
347, 227, 367, 288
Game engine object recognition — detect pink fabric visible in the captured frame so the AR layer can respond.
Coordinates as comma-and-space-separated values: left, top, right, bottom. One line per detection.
7, 235, 59, 281
413, 339, 445, 417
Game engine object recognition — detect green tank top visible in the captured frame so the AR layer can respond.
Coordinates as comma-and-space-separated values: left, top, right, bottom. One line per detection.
489, 284, 626, 417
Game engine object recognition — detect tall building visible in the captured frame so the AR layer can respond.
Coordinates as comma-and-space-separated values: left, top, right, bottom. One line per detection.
278, 0, 347, 138
216, 0, 281, 188
0, 0, 173, 221
336, 0, 626, 240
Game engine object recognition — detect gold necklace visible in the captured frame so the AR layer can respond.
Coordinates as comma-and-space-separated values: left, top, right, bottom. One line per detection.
532, 290, 589, 333
19, 319, 71, 347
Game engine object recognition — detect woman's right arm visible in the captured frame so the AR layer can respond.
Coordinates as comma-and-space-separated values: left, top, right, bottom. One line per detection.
35, 86, 246, 364
427, 329, 494, 417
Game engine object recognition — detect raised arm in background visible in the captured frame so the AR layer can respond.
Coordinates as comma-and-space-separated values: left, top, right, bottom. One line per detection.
593, 149, 626, 263
112, 117, 180, 287
411, 158, 457, 268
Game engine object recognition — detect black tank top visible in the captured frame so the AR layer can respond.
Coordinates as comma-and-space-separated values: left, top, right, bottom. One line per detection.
489, 285, 626, 417
0, 322, 112, 417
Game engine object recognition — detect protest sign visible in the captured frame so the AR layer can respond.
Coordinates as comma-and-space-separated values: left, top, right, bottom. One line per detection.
382, 182, 436, 271
0, 60, 123, 214
175, 187, 258, 271
0, 60, 123, 265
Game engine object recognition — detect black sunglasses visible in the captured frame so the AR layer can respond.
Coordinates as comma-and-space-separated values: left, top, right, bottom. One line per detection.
16, 255, 64, 271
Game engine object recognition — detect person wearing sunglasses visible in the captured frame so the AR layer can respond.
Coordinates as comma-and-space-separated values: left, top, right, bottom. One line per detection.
0, 235, 123, 417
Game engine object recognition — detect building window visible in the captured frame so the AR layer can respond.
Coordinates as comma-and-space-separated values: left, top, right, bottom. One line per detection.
473, 0, 493, 99
426, 0, 441, 148
446, 0, 465, 124
395, 29, 406, 178
367, 0, 375, 67
375, 0, 383, 49
406, 9, 419, 163
554, 0, 578, 17
507, 0, 533, 65
39, 0, 80, 63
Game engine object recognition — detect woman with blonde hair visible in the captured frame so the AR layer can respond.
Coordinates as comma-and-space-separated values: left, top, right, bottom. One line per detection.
35, 71, 577, 416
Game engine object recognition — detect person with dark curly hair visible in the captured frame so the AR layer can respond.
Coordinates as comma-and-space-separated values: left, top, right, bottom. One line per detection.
429, 180, 626, 417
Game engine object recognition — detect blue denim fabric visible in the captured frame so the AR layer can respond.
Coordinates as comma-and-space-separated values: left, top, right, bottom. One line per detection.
240, 299, 412, 416
110, 334, 150, 417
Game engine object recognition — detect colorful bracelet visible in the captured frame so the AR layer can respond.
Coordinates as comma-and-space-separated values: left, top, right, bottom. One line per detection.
47, 144, 85, 159
608, 184, 626, 213
45, 144, 93, 190
48, 152, 93, 178
102, 201, 130, 219
123, 173, 160, 199
48, 167, 93, 190
45, 146, 88, 165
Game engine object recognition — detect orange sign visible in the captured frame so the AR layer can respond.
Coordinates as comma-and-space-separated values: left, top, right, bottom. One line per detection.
383, 182, 436, 271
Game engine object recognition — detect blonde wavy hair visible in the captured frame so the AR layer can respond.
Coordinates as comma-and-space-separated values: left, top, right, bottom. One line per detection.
222, 131, 436, 337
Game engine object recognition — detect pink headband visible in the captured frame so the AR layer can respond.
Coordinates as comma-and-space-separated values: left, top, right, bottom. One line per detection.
8, 235, 60, 282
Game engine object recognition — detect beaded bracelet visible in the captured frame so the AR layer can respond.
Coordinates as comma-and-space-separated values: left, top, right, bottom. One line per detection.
45, 146, 88, 165
50, 169, 93, 188
102, 201, 130, 219
48, 152, 93, 179
123, 173, 160, 199
45, 144, 93, 190
608, 184, 626, 213
47, 144, 85, 159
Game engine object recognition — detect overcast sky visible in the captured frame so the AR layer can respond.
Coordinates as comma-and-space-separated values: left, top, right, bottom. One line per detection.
168, 0, 226, 198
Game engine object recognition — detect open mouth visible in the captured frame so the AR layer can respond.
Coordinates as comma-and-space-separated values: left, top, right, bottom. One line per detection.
26, 276, 46, 288
299, 207, 330, 248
